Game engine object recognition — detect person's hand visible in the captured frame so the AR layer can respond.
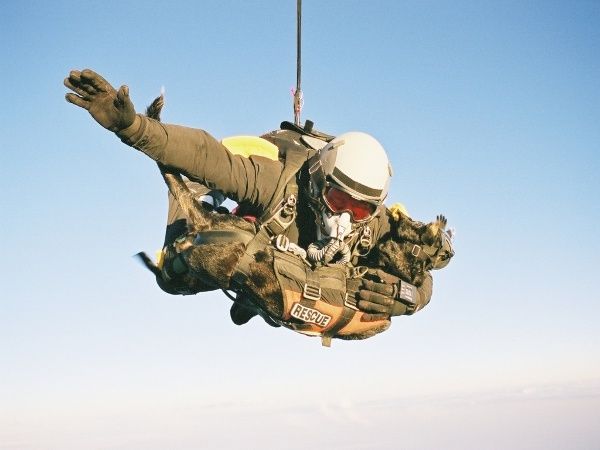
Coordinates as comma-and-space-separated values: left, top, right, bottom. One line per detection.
64, 69, 136, 132
356, 279, 397, 319
356, 270, 419, 318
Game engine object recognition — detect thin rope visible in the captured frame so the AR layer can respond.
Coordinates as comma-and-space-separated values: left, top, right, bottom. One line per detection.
293, 0, 303, 126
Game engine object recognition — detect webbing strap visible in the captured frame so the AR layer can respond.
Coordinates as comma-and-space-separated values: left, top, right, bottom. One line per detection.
321, 305, 356, 347
307, 152, 326, 193
262, 194, 297, 237
232, 190, 300, 288
193, 229, 255, 246
302, 265, 321, 307
259, 148, 308, 225
402, 241, 438, 265
231, 226, 272, 288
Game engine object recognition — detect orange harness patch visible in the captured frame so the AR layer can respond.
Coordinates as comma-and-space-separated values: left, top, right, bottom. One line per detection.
278, 287, 389, 346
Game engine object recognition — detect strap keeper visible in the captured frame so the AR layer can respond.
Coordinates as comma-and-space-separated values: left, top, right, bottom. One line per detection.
411, 244, 422, 257
303, 283, 322, 301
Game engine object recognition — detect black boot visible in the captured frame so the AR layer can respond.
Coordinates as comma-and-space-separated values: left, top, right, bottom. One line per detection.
230, 301, 259, 325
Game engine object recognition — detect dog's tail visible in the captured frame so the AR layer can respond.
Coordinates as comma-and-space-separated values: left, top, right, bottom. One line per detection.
145, 93, 164, 121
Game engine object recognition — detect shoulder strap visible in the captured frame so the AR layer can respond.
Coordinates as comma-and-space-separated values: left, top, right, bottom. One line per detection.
259, 130, 317, 224
232, 127, 322, 292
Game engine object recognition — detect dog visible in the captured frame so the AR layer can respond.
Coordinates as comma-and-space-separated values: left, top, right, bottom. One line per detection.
368, 208, 454, 287
138, 95, 453, 341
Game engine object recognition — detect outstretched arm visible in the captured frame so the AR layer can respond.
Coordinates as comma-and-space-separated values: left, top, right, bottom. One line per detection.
64, 69, 280, 208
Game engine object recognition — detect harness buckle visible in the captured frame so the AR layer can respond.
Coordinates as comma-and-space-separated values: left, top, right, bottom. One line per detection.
343, 293, 359, 311
303, 283, 322, 301
349, 266, 369, 279
356, 226, 372, 256
275, 234, 290, 252
269, 213, 296, 235
282, 194, 297, 217
264, 195, 297, 236
411, 244, 422, 257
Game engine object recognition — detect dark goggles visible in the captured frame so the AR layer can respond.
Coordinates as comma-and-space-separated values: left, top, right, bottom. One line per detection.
322, 186, 377, 222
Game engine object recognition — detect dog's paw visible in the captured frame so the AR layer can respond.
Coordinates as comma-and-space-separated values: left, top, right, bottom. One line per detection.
436, 214, 447, 229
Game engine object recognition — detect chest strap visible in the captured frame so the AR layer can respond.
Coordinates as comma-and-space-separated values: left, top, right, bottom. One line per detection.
193, 229, 255, 246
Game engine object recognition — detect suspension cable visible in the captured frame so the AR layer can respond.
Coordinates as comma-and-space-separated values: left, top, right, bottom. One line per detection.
293, 0, 303, 126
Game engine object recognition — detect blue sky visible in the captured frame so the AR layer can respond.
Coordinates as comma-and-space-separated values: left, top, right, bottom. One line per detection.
1, 1, 599, 449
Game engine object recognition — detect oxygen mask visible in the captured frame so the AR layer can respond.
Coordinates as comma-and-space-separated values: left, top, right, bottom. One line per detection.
319, 210, 353, 241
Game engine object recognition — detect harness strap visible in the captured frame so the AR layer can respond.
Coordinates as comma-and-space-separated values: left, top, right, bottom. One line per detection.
320, 305, 355, 347
193, 229, 255, 246
400, 240, 440, 271
318, 275, 363, 346
231, 225, 273, 288
302, 264, 321, 305
231, 192, 300, 289
233, 133, 314, 289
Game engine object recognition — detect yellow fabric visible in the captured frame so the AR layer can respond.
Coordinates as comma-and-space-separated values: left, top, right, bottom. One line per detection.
221, 135, 279, 161
389, 202, 410, 221
156, 249, 165, 270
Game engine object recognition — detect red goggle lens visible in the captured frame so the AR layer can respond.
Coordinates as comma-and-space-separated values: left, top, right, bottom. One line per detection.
323, 186, 376, 222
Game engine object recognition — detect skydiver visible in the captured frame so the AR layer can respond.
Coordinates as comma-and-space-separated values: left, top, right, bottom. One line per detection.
64, 69, 445, 333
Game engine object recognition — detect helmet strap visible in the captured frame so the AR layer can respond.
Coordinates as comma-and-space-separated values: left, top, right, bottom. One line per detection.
308, 153, 326, 193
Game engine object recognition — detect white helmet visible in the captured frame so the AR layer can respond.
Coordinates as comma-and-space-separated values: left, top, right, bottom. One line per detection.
308, 132, 392, 223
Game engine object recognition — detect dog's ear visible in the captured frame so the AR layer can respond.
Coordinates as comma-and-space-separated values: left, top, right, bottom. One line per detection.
436, 214, 447, 230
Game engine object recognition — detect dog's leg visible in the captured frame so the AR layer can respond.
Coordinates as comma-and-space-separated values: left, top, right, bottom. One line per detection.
159, 167, 212, 232
145, 94, 212, 232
